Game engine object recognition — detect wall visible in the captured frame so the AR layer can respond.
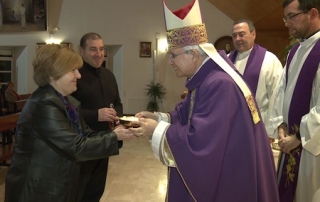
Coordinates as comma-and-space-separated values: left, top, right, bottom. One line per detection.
0, 0, 234, 114
255, 31, 290, 66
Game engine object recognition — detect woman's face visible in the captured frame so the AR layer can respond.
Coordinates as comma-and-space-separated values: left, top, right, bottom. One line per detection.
8, 83, 14, 90
50, 69, 81, 96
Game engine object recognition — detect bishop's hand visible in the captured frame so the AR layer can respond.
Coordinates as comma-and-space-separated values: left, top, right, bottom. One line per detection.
129, 118, 158, 138
135, 111, 159, 121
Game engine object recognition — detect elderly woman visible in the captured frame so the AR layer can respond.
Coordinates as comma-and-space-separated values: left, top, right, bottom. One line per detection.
5, 81, 20, 113
0, 83, 8, 116
5, 45, 137, 202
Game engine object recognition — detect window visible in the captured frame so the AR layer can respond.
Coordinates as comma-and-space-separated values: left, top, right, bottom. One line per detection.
0, 49, 13, 88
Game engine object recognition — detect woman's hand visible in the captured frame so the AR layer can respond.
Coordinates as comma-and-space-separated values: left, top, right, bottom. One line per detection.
114, 126, 137, 141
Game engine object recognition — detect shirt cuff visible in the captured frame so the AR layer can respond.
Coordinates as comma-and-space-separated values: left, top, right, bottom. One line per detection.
300, 122, 320, 156
151, 121, 170, 161
155, 112, 169, 123
270, 116, 283, 132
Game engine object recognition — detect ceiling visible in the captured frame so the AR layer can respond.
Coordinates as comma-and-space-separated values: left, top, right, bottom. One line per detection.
47, 0, 64, 33
208, 0, 287, 32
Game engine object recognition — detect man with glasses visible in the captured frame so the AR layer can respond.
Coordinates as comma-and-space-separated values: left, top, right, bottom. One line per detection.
271, 0, 320, 201
129, 0, 279, 201
283, 10, 309, 23
229, 19, 283, 140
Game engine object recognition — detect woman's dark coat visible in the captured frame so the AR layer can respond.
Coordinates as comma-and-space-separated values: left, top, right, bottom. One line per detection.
5, 85, 119, 202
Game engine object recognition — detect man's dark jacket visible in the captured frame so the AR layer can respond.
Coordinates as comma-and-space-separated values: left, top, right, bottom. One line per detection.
72, 61, 123, 132
71, 61, 123, 200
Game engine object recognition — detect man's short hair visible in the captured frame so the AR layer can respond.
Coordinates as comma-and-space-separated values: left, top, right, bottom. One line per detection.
233, 19, 256, 32
283, 0, 320, 12
80, 32, 103, 49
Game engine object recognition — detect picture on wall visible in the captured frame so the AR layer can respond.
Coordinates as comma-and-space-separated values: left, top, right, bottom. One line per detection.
214, 36, 234, 54
0, 0, 47, 33
139, 42, 151, 58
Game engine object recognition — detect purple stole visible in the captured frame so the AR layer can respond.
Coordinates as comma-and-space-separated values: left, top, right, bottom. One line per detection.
228, 44, 266, 96
218, 50, 237, 70
278, 39, 320, 202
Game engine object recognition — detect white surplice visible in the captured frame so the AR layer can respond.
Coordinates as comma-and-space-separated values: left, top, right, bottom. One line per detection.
270, 31, 320, 202
234, 48, 283, 138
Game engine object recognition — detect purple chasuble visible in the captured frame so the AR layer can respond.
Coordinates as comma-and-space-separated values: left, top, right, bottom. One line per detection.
228, 44, 266, 96
278, 39, 320, 202
164, 57, 279, 202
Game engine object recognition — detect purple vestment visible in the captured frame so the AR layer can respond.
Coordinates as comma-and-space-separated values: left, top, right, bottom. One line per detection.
278, 39, 320, 202
165, 58, 279, 202
228, 44, 266, 96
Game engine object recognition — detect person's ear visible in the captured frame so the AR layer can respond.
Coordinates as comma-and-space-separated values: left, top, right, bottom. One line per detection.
252, 30, 256, 39
79, 47, 85, 57
309, 8, 319, 20
190, 50, 200, 62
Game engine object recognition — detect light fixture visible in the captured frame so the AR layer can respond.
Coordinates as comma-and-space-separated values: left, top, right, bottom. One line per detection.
52, 27, 60, 32
159, 38, 168, 53
45, 27, 62, 44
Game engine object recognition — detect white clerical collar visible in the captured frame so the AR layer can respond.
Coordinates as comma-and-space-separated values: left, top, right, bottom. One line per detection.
237, 47, 253, 59
300, 31, 320, 47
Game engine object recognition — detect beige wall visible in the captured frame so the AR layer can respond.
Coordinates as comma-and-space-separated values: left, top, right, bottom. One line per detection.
0, 0, 234, 114
255, 31, 290, 66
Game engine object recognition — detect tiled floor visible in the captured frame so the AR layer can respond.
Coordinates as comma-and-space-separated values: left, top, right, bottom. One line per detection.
100, 138, 167, 202
0, 137, 279, 202
0, 137, 167, 202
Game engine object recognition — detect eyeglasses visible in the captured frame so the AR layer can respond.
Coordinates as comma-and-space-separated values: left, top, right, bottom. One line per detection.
283, 11, 307, 23
167, 50, 189, 61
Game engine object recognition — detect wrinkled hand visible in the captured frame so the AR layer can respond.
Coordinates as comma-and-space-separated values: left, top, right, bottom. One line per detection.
278, 135, 301, 154
98, 108, 118, 122
277, 122, 300, 153
135, 111, 159, 121
129, 118, 158, 138
278, 123, 288, 139
114, 125, 137, 141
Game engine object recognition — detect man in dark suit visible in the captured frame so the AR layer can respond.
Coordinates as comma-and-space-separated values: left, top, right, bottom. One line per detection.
72, 32, 123, 202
